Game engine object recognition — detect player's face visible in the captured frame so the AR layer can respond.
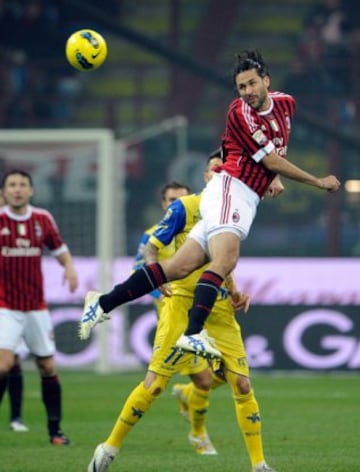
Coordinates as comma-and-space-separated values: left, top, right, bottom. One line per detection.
204, 157, 222, 183
2, 174, 33, 212
162, 187, 189, 210
235, 69, 270, 111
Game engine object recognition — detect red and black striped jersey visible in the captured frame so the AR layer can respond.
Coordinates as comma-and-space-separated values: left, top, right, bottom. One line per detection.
219, 91, 296, 198
0, 205, 67, 311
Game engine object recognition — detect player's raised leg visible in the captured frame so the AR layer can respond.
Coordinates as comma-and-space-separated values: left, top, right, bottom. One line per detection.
79, 239, 206, 340
79, 262, 167, 339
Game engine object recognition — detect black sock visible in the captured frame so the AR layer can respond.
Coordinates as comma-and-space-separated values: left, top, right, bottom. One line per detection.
8, 364, 23, 420
41, 375, 62, 436
100, 262, 167, 313
184, 270, 224, 335
0, 375, 8, 404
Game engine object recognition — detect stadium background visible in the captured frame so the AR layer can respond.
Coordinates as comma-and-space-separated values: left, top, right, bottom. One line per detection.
0, 0, 359, 372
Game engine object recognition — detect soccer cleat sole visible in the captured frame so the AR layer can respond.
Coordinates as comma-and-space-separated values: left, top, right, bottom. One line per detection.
175, 331, 221, 359
176, 346, 220, 360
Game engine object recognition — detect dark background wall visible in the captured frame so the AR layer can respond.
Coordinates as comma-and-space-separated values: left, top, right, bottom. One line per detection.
0, 0, 359, 257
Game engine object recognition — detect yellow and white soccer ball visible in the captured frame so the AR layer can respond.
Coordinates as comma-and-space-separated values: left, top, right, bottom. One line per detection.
65, 29, 107, 71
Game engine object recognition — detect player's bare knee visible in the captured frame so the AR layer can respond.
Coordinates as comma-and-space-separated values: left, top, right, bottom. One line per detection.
36, 356, 55, 376
236, 375, 251, 395
224, 254, 238, 273
209, 256, 237, 277
0, 364, 11, 376
144, 372, 169, 397
191, 370, 212, 390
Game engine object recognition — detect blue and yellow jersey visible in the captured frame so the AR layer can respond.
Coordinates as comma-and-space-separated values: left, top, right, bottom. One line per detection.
149, 193, 228, 299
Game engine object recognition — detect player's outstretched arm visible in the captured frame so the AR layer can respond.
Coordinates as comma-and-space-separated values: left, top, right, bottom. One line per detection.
262, 151, 341, 192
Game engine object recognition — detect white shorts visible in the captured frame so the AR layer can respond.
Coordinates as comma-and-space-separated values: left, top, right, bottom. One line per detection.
0, 309, 55, 357
189, 171, 260, 252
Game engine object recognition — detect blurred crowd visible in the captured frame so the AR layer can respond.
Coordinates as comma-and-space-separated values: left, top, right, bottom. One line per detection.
283, 0, 360, 131
0, 0, 69, 127
0, 0, 359, 133
0, 0, 122, 128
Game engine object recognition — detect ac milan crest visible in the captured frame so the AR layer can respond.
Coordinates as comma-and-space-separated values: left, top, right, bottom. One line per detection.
232, 210, 240, 223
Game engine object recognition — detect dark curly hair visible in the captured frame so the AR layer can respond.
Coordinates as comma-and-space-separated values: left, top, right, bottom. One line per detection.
232, 50, 270, 84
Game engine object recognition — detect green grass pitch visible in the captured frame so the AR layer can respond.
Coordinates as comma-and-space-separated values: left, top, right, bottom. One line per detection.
0, 370, 359, 471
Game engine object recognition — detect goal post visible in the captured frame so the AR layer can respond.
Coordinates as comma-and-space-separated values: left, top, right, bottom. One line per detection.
0, 128, 127, 372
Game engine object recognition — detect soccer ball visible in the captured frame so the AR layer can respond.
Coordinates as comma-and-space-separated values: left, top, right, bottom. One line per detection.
65, 29, 107, 71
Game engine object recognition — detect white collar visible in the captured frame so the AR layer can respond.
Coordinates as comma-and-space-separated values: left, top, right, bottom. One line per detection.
258, 96, 274, 116
4, 205, 33, 221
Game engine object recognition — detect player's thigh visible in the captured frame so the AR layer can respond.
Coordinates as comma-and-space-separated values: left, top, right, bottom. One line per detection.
161, 237, 206, 280
201, 172, 258, 241
23, 310, 56, 357
0, 309, 25, 351
206, 299, 249, 377
149, 295, 199, 376
208, 232, 240, 275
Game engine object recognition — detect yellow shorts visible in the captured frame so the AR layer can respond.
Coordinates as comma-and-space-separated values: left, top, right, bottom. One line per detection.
205, 297, 249, 377
149, 294, 208, 377
148, 293, 249, 378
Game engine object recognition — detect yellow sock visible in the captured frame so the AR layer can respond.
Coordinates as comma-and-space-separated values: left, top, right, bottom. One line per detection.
105, 381, 157, 448
188, 384, 210, 437
181, 382, 193, 401
233, 389, 264, 467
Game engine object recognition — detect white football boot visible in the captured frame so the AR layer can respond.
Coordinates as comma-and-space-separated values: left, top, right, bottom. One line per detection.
176, 329, 221, 359
79, 291, 110, 340
87, 443, 117, 472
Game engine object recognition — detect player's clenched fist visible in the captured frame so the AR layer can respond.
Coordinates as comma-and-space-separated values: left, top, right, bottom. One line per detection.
318, 175, 341, 192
